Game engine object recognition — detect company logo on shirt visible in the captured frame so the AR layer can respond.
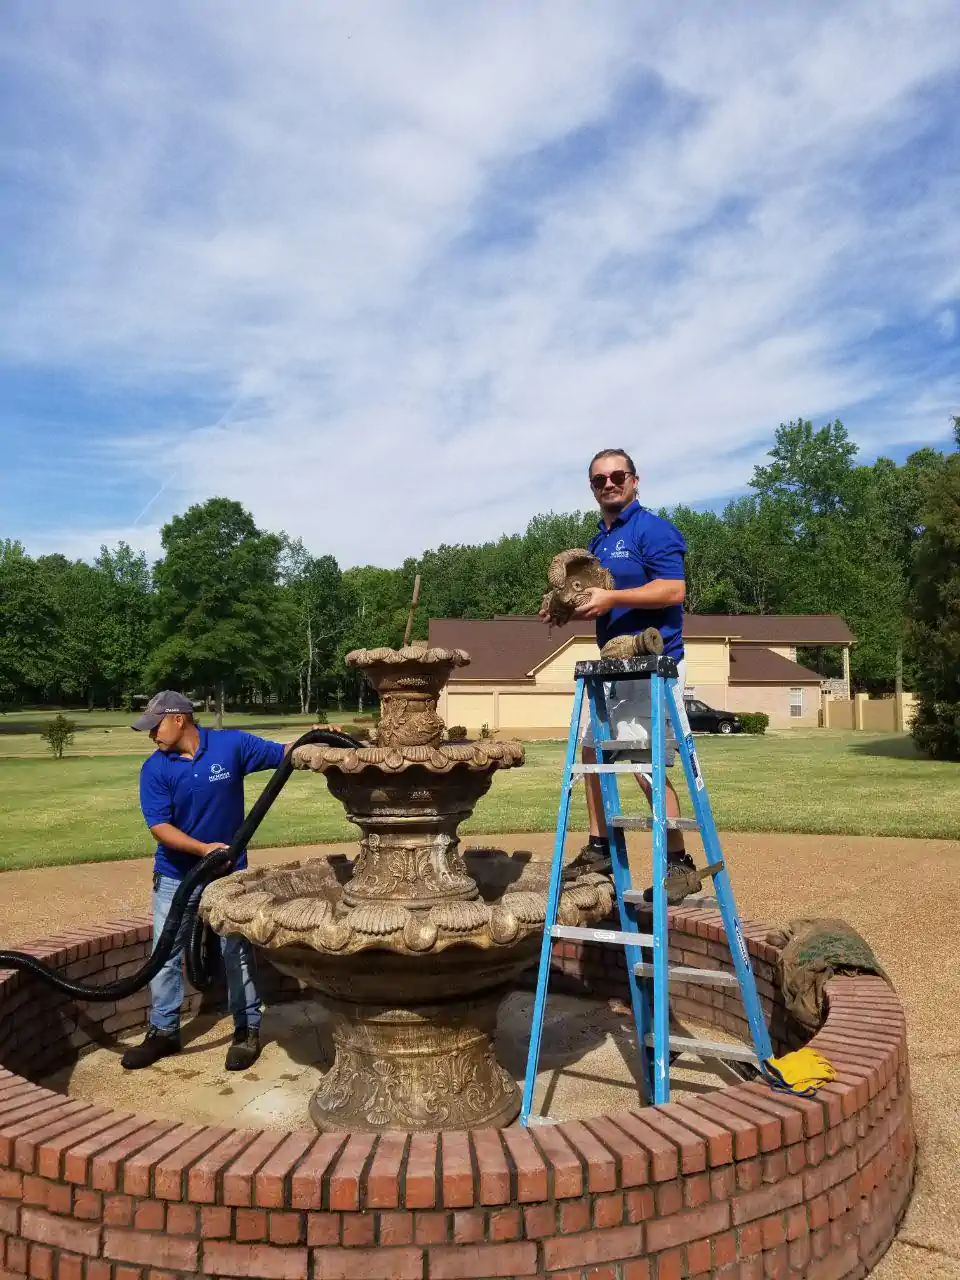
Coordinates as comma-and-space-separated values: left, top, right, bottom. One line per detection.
209, 762, 232, 783
609, 538, 631, 559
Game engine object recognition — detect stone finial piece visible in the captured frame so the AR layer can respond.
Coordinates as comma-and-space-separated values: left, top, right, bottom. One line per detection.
541, 549, 614, 625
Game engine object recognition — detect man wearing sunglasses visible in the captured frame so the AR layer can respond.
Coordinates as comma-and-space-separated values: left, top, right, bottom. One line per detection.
551, 448, 696, 901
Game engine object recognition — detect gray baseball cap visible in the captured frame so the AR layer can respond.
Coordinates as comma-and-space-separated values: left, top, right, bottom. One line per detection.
132, 690, 195, 732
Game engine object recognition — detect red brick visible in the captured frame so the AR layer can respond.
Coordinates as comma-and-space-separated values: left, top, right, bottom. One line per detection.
202, 1241, 310, 1278
713, 1229, 736, 1266
305, 1213, 339, 1246
527, 1123, 582, 1199
20, 1208, 99, 1258
0, 1169, 22, 1198
762, 1213, 787, 1248
122, 1124, 202, 1197
521, 1202, 554, 1239
653, 1245, 682, 1280
71, 1189, 100, 1221
33, 1111, 116, 1181
235, 1208, 268, 1242
704, 1094, 779, 1152
14, 1105, 106, 1174
103, 1195, 133, 1227
289, 1133, 347, 1211
61, 1115, 143, 1184
452, 1210, 484, 1243
583, 1116, 649, 1188
254, 1131, 314, 1209
686, 1236, 712, 1274
440, 1131, 473, 1209
732, 1176, 804, 1226
742, 1082, 826, 1137
487, 1207, 520, 1241
152, 1127, 228, 1201
381, 1213, 414, 1244
659, 1102, 734, 1167
414, 1211, 447, 1244
268, 1211, 303, 1246
342, 1212, 375, 1246
500, 1127, 547, 1203
802, 1147, 858, 1200
103, 1228, 198, 1272
92, 1120, 178, 1192
166, 1203, 195, 1233
542, 1222, 646, 1271
622, 1263, 652, 1280
676, 1096, 759, 1161
594, 1191, 624, 1229
609, 1111, 678, 1182
201, 1205, 233, 1238
403, 1132, 438, 1211
133, 1200, 165, 1232
642, 1107, 709, 1174
55, 1257, 83, 1280
187, 1130, 258, 1204
223, 1132, 286, 1208
28, 1242, 53, 1280
428, 1240, 538, 1277
625, 1185, 655, 1224
327, 1134, 375, 1213
311, 1246, 422, 1279
646, 1200, 730, 1252
656, 1180, 683, 1216
471, 1130, 509, 1206
559, 1120, 617, 1193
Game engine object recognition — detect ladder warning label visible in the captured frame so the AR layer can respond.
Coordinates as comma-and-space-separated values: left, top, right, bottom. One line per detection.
685, 735, 705, 790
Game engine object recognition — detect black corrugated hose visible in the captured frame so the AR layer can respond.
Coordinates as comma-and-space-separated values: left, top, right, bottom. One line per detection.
0, 728, 362, 1001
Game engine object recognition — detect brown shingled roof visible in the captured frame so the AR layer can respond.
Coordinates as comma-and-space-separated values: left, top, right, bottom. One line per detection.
429, 612, 853, 682
684, 614, 854, 644
728, 646, 823, 685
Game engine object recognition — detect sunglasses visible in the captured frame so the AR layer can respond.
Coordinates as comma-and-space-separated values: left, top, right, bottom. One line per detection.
589, 469, 633, 490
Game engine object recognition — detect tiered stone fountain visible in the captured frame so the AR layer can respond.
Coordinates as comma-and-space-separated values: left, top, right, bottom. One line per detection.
201, 643, 613, 1131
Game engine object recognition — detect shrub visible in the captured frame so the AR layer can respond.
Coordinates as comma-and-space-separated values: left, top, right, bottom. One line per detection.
314, 708, 329, 724
41, 713, 77, 759
446, 725, 468, 741
479, 723, 492, 739
738, 712, 769, 735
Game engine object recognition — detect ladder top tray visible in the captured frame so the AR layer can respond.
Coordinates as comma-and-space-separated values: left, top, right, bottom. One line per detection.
574, 655, 679, 680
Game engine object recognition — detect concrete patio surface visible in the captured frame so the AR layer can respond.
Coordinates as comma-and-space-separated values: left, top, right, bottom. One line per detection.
2, 830, 958, 1278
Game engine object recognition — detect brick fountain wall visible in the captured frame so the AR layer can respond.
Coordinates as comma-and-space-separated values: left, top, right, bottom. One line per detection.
0, 905, 914, 1279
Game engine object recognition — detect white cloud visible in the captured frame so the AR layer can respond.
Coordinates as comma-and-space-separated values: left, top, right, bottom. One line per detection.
3, 0, 960, 566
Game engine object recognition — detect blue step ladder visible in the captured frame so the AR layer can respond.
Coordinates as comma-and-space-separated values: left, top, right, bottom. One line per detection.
520, 654, 773, 1122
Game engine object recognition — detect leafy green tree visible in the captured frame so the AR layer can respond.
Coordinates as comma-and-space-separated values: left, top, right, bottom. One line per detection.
36, 555, 110, 706
148, 499, 289, 727
909, 453, 960, 759
95, 543, 153, 709
0, 541, 58, 701
280, 538, 345, 713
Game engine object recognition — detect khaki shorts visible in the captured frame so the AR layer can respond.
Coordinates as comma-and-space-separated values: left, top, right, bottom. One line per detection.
581, 659, 687, 749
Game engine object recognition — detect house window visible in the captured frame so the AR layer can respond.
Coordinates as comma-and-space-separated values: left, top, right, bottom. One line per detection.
790, 688, 803, 718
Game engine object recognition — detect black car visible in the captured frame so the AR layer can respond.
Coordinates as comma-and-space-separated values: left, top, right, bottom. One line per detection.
683, 697, 742, 735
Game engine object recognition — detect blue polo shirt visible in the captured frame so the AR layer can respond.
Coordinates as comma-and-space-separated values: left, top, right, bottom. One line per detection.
139, 727, 286, 881
589, 500, 686, 659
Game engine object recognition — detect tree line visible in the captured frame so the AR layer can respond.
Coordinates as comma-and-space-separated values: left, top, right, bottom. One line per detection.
2, 419, 958, 734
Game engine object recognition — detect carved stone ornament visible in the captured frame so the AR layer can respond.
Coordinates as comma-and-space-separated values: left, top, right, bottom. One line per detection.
200, 643, 613, 1132
541, 548, 614, 624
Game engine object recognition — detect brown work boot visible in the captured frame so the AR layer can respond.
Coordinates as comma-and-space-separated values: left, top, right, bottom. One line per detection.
563, 840, 612, 882
643, 852, 701, 906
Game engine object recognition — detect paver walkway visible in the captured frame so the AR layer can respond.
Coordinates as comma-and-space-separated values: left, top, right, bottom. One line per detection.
2, 830, 958, 1278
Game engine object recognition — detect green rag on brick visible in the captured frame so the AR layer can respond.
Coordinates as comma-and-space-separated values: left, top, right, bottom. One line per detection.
775, 918, 891, 1032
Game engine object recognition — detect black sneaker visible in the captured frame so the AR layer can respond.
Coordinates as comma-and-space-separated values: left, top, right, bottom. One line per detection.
563, 841, 612, 882
225, 1028, 261, 1072
643, 852, 701, 906
120, 1026, 181, 1071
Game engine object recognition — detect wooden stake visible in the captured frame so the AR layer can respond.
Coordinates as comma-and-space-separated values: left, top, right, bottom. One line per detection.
403, 574, 421, 647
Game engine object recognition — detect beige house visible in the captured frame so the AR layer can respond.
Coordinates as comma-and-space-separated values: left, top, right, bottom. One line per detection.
430, 613, 855, 736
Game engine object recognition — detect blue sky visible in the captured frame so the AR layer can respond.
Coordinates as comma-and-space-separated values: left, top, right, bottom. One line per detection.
1, 1, 958, 567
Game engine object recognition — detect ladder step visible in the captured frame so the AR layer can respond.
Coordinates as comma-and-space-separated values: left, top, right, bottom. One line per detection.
572, 763, 655, 775
634, 962, 739, 987
552, 924, 654, 948
595, 741, 677, 760
613, 816, 700, 831
645, 1033, 759, 1064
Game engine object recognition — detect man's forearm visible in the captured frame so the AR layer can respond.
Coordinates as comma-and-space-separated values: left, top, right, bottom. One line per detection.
610, 579, 685, 610
148, 823, 215, 857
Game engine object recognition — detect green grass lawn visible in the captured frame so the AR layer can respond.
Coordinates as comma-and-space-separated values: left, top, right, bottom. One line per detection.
0, 715, 956, 872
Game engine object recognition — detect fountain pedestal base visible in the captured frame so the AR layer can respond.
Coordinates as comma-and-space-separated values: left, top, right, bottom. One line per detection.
310, 990, 518, 1131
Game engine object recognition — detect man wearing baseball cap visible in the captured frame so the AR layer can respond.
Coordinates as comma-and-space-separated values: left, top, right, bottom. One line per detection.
122, 691, 296, 1072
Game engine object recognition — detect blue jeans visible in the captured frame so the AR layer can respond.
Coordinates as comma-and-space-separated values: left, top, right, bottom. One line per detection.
149, 873, 262, 1034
